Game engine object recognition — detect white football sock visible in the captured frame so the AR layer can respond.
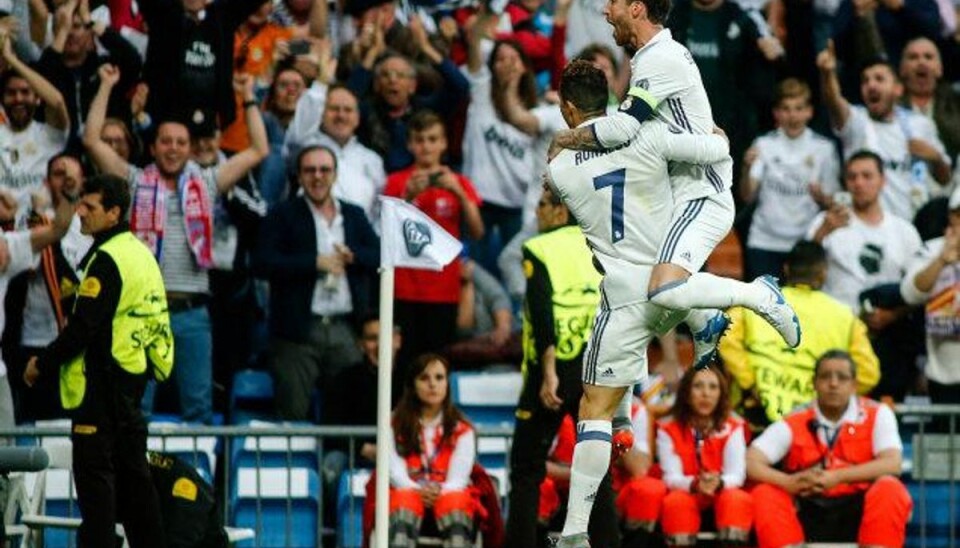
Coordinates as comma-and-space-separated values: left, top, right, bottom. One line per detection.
561, 420, 612, 538
648, 273, 765, 311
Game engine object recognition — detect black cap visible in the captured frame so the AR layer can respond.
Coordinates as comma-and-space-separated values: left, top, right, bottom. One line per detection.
186, 109, 218, 139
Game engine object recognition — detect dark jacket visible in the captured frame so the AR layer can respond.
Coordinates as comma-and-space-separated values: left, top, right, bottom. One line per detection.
35, 27, 142, 151
139, 0, 262, 129
254, 198, 380, 343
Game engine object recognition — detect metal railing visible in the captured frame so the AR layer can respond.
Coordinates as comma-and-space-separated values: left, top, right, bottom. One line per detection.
2, 405, 959, 548
0, 423, 515, 548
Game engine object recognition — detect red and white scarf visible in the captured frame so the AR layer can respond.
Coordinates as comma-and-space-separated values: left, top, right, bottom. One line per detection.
131, 162, 214, 269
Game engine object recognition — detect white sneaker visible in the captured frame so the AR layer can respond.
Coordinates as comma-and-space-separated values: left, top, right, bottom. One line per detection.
753, 275, 801, 348
692, 312, 730, 370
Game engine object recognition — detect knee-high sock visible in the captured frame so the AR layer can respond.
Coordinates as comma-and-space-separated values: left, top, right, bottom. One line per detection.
561, 420, 612, 537
649, 273, 765, 311
613, 389, 632, 430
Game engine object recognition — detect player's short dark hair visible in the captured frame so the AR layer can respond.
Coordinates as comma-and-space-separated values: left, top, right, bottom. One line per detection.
813, 349, 856, 380
407, 109, 445, 138
634, 0, 671, 25
560, 60, 609, 116
784, 240, 826, 284
846, 149, 884, 176
82, 174, 131, 219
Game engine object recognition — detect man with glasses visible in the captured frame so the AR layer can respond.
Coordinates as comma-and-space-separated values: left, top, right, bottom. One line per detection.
254, 145, 380, 421
746, 350, 912, 547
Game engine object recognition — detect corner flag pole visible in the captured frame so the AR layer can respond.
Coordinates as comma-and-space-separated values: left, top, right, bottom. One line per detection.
373, 266, 395, 548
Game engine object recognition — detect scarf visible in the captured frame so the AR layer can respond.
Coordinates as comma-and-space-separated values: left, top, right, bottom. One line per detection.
131, 162, 214, 269
925, 261, 960, 339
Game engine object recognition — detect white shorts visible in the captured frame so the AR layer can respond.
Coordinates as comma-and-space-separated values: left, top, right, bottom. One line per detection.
656, 189, 735, 273
581, 300, 687, 388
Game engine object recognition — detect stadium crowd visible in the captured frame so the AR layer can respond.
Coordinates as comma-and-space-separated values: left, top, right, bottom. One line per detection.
0, 0, 958, 542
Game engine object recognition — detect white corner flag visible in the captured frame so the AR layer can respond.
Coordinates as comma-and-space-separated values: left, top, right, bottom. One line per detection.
379, 196, 463, 270
373, 195, 463, 548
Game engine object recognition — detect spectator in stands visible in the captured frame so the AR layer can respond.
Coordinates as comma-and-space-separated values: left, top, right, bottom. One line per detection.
340, 0, 417, 75
345, 18, 469, 173
720, 240, 880, 433
832, 0, 943, 89
901, 187, 960, 411
254, 145, 379, 421
140, 0, 264, 131
6, 152, 91, 423
287, 79, 385, 225
899, 37, 960, 163
0, 32, 70, 219
808, 151, 924, 400
574, 43, 625, 108
219, 0, 295, 155
463, 23, 542, 278
259, 64, 307, 207
387, 353, 477, 547
83, 66, 270, 423
741, 78, 841, 280
100, 117, 140, 164
35, 0, 140, 149
667, 0, 783, 178
637, 367, 753, 546
384, 110, 483, 377
496, 0, 572, 89
747, 350, 912, 547
505, 187, 619, 548
818, 41, 951, 221
454, 259, 513, 345
322, 314, 401, 518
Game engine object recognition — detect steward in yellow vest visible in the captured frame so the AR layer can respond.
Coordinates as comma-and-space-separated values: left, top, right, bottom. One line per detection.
506, 188, 620, 547
26, 174, 171, 548
720, 241, 879, 433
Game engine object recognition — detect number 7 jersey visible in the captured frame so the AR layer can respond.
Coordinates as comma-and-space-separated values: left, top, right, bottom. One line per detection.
547, 119, 729, 309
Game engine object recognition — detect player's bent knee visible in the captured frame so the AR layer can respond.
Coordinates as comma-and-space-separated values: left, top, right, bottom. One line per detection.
580, 385, 625, 420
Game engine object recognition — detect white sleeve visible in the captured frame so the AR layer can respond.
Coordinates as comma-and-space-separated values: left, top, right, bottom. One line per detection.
657, 428, 695, 491
819, 143, 842, 193
915, 116, 951, 165
749, 139, 766, 181
441, 428, 476, 492
657, 126, 730, 164
750, 420, 793, 465
631, 406, 650, 455
41, 122, 68, 150
532, 105, 566, 136
900, 239, 940, 305
2, 230, 35, 278
592, 111, 642, 149
284, 81, 328, 154
872, 404, 903, 454
387, 428, 419, 489
835, 106, 868, 153
720, 426, 747, 488
805, 211, 828, 241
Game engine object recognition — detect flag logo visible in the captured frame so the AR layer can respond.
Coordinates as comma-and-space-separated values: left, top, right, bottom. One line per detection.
403, 219, 432, 257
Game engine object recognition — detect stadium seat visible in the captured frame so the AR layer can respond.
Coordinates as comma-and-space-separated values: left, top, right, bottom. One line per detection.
477, 436, 509, 469
19, 442, 79, 548
337, 469, 371, 548
232, 467, 319, 548
229, 369, 275, 422
147, 421, 218, 483
449, 371, 523, 428
230, 420, 318, 470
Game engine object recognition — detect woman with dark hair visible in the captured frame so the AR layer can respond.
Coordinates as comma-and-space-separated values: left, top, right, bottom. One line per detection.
652, 367, 753, 546
386, 353, 477, 547
462, 17, 541, 277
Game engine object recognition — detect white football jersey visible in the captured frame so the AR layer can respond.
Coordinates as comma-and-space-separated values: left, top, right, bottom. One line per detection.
548, 119, 729, 308
592, 29, 729, 205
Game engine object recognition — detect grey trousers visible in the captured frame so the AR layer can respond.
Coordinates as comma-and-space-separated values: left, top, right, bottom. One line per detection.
270, 316, 361, 421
